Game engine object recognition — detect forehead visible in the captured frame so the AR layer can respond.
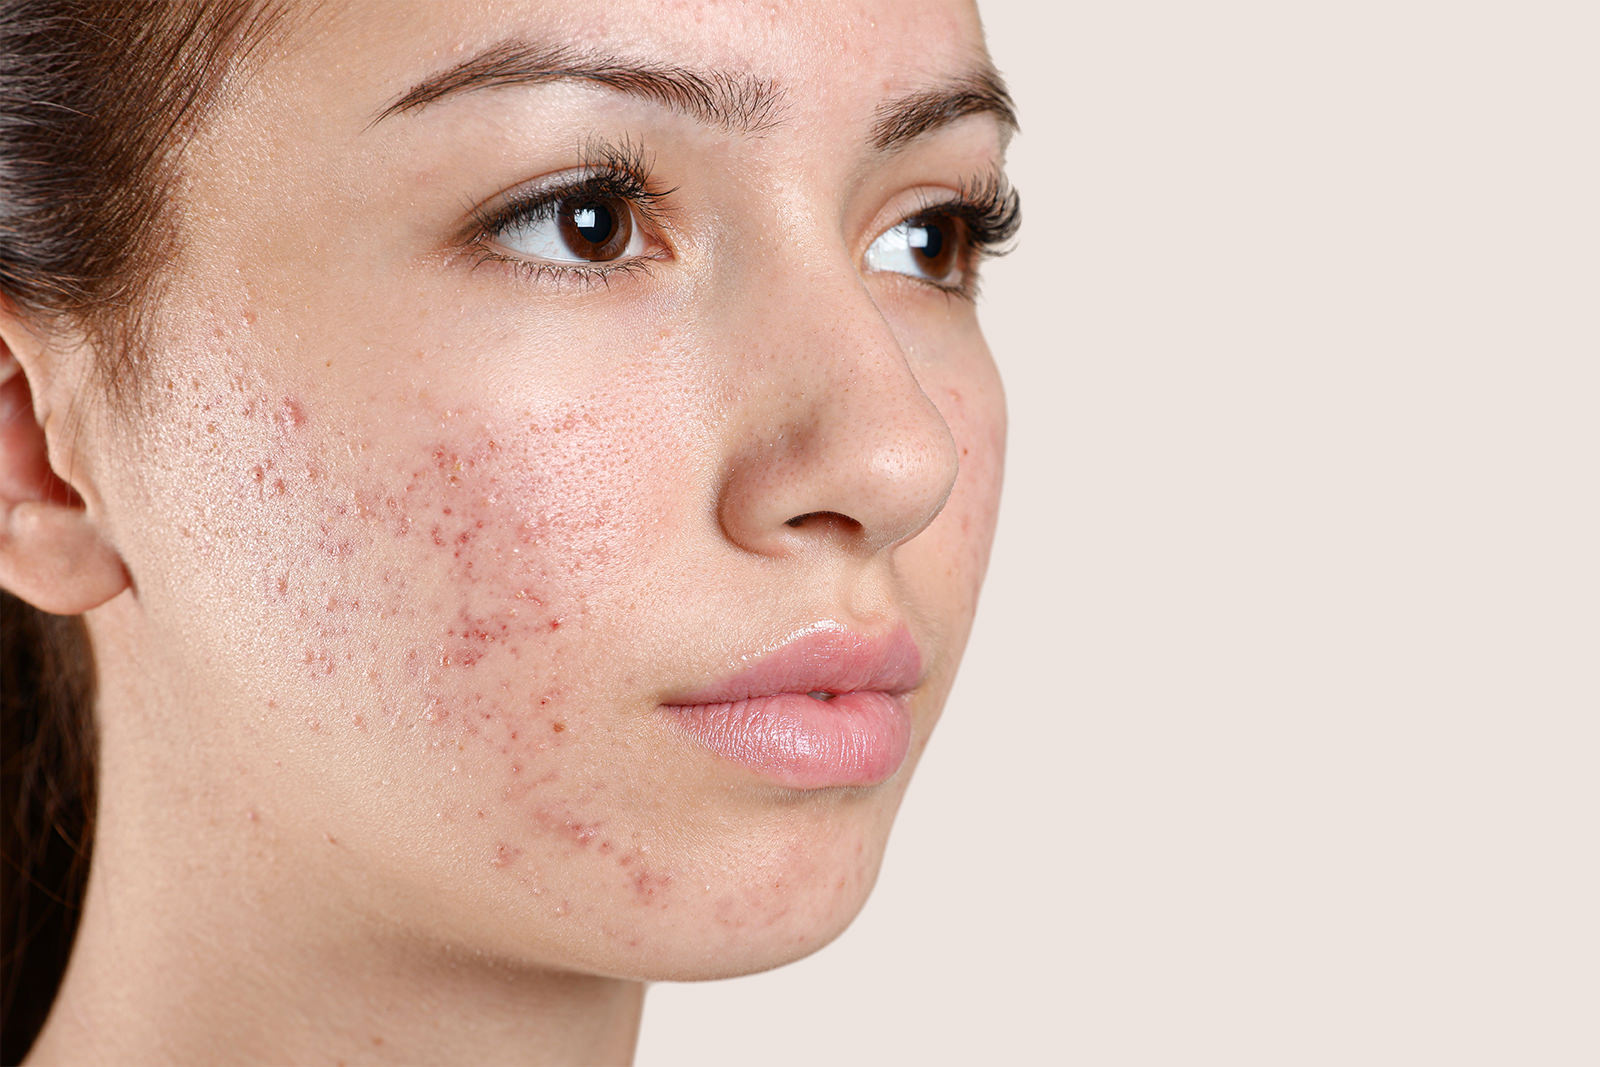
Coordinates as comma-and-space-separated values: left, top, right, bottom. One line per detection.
248, 0, 989, 131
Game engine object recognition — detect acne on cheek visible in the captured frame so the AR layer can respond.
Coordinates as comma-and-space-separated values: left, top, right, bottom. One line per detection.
220, 386, 685, 914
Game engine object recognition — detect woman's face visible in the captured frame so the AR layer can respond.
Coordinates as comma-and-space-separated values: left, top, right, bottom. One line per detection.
95, 0, 1008, 979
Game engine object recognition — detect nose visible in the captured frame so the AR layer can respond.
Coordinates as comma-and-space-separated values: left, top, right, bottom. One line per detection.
714, 274, 961, 559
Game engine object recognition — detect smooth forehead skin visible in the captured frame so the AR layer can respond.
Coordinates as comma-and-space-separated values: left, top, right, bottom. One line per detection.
85, 0, 1007, 988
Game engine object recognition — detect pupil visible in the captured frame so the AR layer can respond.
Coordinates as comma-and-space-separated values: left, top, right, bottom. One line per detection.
910, 223, 944, 260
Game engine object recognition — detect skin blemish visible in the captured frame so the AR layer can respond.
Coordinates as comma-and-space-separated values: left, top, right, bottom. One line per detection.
276, 397, 306, 432
218, 396, 671, 938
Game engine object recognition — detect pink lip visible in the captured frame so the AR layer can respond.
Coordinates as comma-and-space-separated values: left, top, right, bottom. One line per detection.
663, 626, 921, 789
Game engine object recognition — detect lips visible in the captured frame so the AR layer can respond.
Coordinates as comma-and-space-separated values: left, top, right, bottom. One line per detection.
662, 625, 922, 789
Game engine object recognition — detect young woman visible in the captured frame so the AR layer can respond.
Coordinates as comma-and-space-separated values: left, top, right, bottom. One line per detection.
0, 1, 1016, 1061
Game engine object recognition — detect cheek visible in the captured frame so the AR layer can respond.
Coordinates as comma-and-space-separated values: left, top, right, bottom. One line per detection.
924, 359, 1007, 605
163, 369, 699, 914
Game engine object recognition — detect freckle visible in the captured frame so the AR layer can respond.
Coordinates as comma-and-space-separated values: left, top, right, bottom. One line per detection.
371, 1037, 384, 1047
324, 832, 338, 846
551, 721, 565, 733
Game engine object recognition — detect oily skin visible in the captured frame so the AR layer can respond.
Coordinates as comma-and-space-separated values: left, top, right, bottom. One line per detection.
19, 0, 1008, 1063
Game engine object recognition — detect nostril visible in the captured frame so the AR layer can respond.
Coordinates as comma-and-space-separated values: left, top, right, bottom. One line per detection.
784, 511, 862, 533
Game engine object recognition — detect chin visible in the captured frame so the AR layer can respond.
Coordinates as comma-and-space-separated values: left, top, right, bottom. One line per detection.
604, 816, 898, 983
417, 771, 913, 985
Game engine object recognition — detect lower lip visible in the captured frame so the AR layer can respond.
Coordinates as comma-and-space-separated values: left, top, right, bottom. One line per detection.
665, 690, 912, 789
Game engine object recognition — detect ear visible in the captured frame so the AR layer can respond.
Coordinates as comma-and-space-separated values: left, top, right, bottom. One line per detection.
0, 305, 130, 614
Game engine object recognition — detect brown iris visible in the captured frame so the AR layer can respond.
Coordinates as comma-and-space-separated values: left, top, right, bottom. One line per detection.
555, 194, 633, 261
905, 215, 962, 280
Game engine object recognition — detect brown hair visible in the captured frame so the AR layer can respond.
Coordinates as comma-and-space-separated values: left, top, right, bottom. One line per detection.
0, 2, 289, 1058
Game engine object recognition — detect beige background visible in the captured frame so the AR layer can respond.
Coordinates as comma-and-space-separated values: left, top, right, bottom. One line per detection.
639, 1, 1598, 1063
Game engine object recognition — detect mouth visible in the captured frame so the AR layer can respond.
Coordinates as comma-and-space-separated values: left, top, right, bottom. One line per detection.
661, 625, 922, 789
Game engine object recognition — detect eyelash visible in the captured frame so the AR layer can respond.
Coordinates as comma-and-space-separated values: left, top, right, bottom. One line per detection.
464, 140, 1021, 297
905, 171, 1023, 299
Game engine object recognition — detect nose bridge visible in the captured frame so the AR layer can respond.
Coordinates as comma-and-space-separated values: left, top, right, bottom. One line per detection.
714, 258, 961, 558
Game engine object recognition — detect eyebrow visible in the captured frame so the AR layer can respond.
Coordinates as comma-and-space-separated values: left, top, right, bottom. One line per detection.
370, 40, 787, 132
372, 39, 1016, 152
871, 65, 1018, 152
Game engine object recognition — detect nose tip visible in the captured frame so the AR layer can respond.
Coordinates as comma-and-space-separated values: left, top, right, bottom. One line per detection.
716, 351, 961, 558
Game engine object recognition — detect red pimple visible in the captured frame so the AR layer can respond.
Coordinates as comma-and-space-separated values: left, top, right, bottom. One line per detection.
276, 398, 306, 432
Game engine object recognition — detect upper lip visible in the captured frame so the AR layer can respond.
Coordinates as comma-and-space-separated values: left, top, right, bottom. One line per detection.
665, 624, 923, 706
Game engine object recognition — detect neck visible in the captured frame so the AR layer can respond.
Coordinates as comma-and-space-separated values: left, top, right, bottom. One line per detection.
30, 841, 646, 1066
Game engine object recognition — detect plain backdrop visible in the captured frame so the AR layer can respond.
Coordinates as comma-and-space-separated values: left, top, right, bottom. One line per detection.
638, 2, 1598, 1063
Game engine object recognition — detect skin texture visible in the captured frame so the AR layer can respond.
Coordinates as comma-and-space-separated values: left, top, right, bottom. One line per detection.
2, 1, 1009, 1062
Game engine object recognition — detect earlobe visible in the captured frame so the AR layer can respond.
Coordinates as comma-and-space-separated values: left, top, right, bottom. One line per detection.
0, 319, 131, 615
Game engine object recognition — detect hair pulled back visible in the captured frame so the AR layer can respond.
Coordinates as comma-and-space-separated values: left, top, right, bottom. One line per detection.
1, 2, 287, 1058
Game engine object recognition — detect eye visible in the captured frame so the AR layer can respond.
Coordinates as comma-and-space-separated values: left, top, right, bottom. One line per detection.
865, 214, 967, 287
494, 191, 652, 264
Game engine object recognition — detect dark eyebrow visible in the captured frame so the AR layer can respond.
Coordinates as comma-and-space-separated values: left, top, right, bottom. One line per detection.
871, 64, 1018, 152
370, 39, 787, 133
